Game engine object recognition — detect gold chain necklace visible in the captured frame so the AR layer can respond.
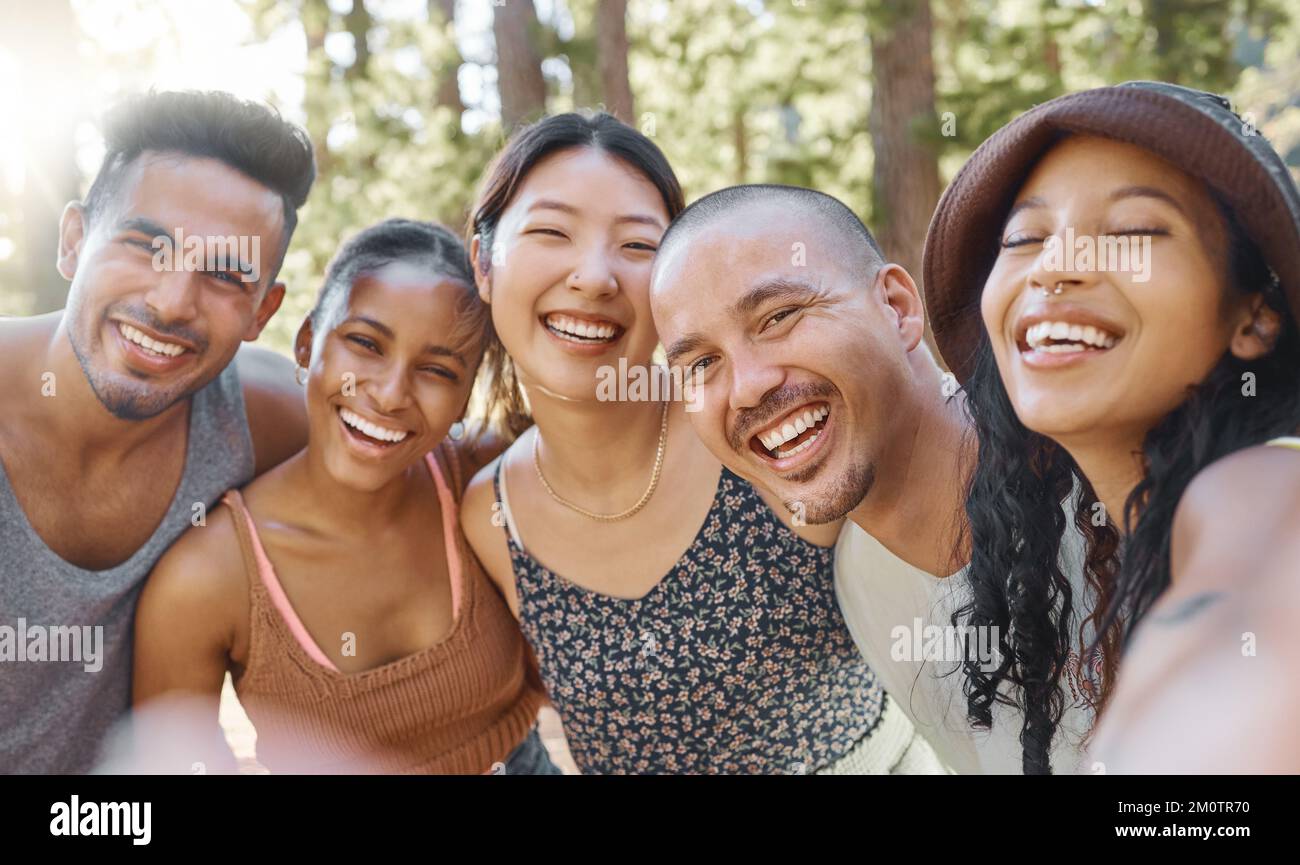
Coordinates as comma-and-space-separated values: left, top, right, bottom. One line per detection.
532, 400, 669, 522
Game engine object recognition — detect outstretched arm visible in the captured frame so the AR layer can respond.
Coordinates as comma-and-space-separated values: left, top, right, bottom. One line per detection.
1089, 445, 1300, 773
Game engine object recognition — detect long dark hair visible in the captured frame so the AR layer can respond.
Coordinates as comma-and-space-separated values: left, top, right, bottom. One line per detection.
957, 194, 1300, 774
467, 111, 685, 440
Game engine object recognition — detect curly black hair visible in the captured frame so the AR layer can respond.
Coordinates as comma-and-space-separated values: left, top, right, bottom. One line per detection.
955, 195, 1300, 774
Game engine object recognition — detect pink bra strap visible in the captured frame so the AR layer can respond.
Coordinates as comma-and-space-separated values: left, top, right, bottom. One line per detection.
425, 452, 464, 618
221, 453, 461, 674
223, 491, 341, 672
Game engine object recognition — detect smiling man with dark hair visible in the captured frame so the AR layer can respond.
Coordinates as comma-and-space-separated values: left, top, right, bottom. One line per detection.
0, 90, 315, 773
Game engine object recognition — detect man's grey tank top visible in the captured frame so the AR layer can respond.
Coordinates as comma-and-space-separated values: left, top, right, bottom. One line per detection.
0, 363, 253, 773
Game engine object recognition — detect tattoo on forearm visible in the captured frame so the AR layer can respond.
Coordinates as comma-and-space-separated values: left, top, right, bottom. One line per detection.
1148, 591, 1226, 625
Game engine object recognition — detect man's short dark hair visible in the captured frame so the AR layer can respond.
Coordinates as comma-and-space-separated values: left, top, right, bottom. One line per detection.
82, 89, 316, 284
658, 183, 885, 280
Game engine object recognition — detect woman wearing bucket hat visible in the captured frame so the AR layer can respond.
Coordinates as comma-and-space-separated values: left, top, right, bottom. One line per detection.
922, 80, 1300, 774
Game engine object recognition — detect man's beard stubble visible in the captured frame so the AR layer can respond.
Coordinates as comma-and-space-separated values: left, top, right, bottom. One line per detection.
67, 302, 211, 421
787, 459, 876, 525
730, 381, 876, 525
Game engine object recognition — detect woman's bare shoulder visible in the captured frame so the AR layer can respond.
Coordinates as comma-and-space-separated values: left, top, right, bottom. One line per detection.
139, 500, 249, 636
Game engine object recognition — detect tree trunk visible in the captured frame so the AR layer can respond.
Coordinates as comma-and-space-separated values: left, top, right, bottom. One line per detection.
4, 0, 83, 313
867, 0, 941, 290
343, 0, 373, 81
493, 0, 548, 130
1148, 0, 1179, 83
429, 0, 465, 115
301, 0, 335, 178
596, 0, 634, 121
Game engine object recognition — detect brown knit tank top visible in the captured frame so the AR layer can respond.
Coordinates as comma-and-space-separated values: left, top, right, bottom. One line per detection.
223, 438, 545, 774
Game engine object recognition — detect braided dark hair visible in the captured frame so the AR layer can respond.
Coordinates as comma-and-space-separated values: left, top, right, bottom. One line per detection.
310, 216, 482, 344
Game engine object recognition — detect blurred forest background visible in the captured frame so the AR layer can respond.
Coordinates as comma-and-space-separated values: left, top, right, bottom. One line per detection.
2, 0, 1298, 357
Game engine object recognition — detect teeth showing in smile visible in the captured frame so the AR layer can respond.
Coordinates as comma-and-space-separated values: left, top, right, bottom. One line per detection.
1024, 320, 1118, 353
544, 313, 619, 343
339, 406, 409, 444
118, 322, 186, 357
758, 405, 829, 453
774, 433, 819, 460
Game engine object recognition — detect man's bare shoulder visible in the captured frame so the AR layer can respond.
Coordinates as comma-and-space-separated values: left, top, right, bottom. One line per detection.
235, 344, 307, 474
0, 313, 63, 410
0, 312, 60, 359
0, 311, 61, 330
235, 343, 300, 404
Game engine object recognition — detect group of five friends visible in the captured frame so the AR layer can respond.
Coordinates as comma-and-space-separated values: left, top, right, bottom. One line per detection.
2, 81, 1297, 774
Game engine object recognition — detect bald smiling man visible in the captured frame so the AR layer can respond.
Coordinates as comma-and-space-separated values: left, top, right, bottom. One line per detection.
650, 184, 969, 570
648, 184, 1093, 774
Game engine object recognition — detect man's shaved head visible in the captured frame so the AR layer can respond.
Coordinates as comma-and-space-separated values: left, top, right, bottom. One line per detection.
649, 182, 930, 526
656, 184, 886, 285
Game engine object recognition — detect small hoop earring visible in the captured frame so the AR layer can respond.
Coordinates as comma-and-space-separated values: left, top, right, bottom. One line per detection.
294, 365, 306, 386
448, 420, 466, 441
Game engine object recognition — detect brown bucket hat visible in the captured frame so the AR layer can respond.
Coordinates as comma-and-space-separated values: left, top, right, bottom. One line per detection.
922, 80, 1300, 383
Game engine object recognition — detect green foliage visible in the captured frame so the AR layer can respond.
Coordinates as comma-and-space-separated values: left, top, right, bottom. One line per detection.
629, 0, 873, 213
244, 0, 502, 353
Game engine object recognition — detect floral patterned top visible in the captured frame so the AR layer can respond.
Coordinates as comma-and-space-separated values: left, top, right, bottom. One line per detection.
495, 464, 885, 774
